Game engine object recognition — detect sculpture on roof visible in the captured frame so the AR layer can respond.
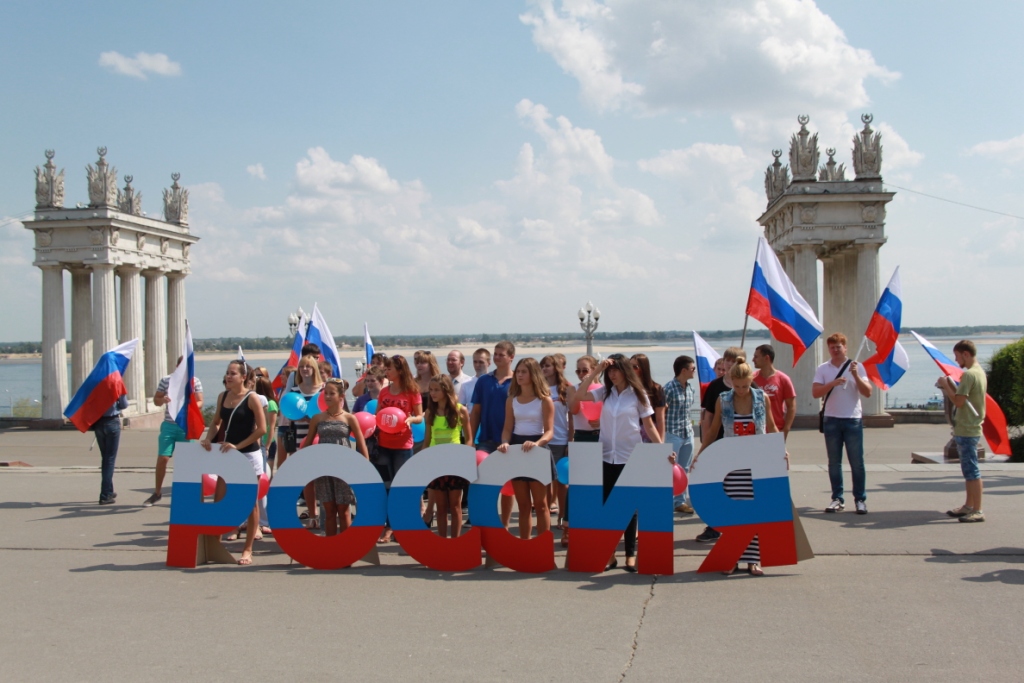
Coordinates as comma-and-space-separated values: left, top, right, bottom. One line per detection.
852, 114, 883, 179
818, 148, 847, 181
34, 150, 65, 209
163, 173, 189, 226
764, 149, 790, 201
117, 175, 143, 216
788, 115, 819, 181
86, 147, 118, 207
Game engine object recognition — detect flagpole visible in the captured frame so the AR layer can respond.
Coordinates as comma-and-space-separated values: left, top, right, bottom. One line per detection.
853, 336, 868, 363
740, 314, 749, 350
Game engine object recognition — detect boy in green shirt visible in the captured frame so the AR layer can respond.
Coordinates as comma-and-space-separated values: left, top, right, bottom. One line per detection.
937, 340, 987, 523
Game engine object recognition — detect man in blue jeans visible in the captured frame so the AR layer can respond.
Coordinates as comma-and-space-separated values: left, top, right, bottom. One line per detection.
937, 339, 988, 523
664, 355, 696, 513
812, 333, 873, 514
92, 394, 129, 505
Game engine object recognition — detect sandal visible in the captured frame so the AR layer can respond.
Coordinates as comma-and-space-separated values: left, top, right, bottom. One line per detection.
224, 531, 240, 542
237, 551, 253, 566
560, 527, 569, 548
723, 563, 739, 576
260, 526, 273, 536
377, 529, 393, 544
747, 564, 764, 576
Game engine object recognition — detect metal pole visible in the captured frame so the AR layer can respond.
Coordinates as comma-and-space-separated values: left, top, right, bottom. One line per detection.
740, 314, 749, 350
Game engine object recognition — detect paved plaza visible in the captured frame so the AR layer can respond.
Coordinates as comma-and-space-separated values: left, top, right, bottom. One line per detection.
1, 423, 1022, 682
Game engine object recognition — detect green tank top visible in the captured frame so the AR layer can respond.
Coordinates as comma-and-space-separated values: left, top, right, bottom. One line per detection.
428, 404, 463, 446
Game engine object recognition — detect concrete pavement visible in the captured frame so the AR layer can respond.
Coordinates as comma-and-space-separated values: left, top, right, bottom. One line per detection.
1, 424, 1022, 682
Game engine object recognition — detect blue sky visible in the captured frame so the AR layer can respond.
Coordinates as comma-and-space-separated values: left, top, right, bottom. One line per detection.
2, 1, 1023, 342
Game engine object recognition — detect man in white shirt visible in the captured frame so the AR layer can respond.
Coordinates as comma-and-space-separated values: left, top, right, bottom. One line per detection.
447, 350, 473, 400
457, 348, 491, 409
812, 332, 873, 515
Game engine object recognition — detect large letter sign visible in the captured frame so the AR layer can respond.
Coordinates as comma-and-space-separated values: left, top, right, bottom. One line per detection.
565, 442, 674, 575
469, 446, 555, 573
687, 432, 797, 573
167, 442, 258, 568
388, 444, 482, 571
267, 444, 387, 570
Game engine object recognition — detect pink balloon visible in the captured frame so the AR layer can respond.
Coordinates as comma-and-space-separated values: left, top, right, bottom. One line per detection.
202, 473, 217, 497
580, 400, 603, 421
500, 481, 514, 497
475, 450, 489, 466
258, 472, 270, 500
354, 411, 376, 438
672, 464, 688, 496
376, 406, 408, 434
317, 392, 327, 411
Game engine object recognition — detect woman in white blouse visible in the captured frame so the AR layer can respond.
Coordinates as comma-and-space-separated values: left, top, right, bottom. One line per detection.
571, 354, 666, 573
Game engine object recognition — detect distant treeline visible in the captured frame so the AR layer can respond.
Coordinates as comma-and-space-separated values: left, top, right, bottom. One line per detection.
2, 325, 1022, 355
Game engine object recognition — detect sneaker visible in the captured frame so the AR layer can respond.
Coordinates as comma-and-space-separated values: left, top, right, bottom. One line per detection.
825, 499, 844, 513
959, 510, 985, 523
142, 493, 162, 507
695, 526, 720, 543
855, 500, 867, 515
98, 495, 116, 505
946, 505, 973, 518
675, 503, 695, 514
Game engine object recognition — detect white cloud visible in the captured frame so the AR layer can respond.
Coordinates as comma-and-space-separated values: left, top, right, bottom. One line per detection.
522, 0, 897, 136
968, 132, 1024, 163
876, 123, 922, 170
98, 51, 182, 79
246, 163, 267, 180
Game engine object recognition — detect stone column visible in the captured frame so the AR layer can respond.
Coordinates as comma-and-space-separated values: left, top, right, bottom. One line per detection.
856, 242, 883, 415
40, 265, 69, 421
166, 272, 187, 369
118, 266, 145, 414
144, 270, 168, 398
791, 244, 820, 416
821, 254, 836, 341
91, 264, 118, 358
68, 267, 93, 393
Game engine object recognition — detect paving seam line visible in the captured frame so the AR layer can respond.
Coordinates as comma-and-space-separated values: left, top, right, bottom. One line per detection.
619, 575, 657, 682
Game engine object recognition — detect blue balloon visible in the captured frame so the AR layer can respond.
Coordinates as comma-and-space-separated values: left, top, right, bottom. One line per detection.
556, 457, 570, 486
305, 392, 322, 418
365, 399, 378, 415
411, 420, 425, 443
280, 392, 307, 421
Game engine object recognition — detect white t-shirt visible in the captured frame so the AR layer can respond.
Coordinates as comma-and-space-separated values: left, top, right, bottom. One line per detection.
458, 375, 480, 410
549, 385, 570, 446
814, 360, 868, 419
591, 385, 654, 464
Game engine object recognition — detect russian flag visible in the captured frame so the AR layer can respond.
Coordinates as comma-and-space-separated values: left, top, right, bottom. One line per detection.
272, 311, 307, 393
307, 303, 342, 379
64, 339, 138, 433
864, 340, 909, 390
693, 331, 721, 401
746, 237, 823, 365
363, 322, 375, 367
167, 321, 206, 440
911, 331, 1012, 456
863, 267, 903, 365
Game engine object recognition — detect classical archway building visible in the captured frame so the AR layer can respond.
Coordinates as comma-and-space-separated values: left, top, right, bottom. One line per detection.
23, 148, 198, 424
759, 116, 894, 422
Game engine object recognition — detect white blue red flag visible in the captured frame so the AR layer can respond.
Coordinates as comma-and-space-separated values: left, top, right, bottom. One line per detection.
864, 340, 909, 390
911, 331, 1012, 456
64, 339, 137, 433
863, 267, 903, 365
273, 310, 308, 393
167, 321, 206, 439
745, 237, 823, 365
308, 303, 342, 379
692, 331, 721, 401
237, 345, 246, 363
363, 322, 375, 367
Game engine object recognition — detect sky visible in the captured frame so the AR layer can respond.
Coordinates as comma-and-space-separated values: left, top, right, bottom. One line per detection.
2, 0, 1023, 342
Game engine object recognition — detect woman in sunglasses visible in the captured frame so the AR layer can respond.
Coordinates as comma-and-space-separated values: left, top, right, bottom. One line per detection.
571, 354, 666, 573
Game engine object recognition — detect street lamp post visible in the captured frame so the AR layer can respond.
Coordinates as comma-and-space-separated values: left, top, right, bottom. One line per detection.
577, 301, 601, 358
287, 307, 306, 337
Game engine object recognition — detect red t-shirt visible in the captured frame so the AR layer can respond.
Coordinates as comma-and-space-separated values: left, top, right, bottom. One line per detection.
753, 370, 796, 431
376, 386, 422, 450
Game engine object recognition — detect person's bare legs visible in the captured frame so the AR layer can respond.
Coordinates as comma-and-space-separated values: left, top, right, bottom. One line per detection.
303, 482, 317, 527
530, 480, 551, 535
554, 481, 568, 526
448, 489, 464, 538
433, 490, 449, 537
154, 455, 171, 496
499, 492, 514, 530
322, 501, 339, 536
338, 504, 352, 532
512, 481, 533, 539
966, 478, 984, 512
239, 506, 258, 565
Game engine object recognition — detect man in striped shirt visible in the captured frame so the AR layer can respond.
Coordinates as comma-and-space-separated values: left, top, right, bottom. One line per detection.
664, 355, 696, 513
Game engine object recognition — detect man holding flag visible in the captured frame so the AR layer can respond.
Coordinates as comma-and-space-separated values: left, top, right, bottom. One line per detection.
936, 340, 988, 523
145, 354, 204, 507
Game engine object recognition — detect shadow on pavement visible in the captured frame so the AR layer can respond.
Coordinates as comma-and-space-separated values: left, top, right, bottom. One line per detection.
925, 547, 1024, 585
874, 475, 1024, 496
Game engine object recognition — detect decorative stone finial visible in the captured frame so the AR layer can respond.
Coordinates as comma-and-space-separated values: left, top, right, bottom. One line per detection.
788, 115, 820, 181
818, 147, 847, 181
86, 147, 118, 207
764, 148, 791, 201
117, 174, 143, 216
162, 173, 189, 226
34, 149, 65, 209
852, 113, 883, 179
